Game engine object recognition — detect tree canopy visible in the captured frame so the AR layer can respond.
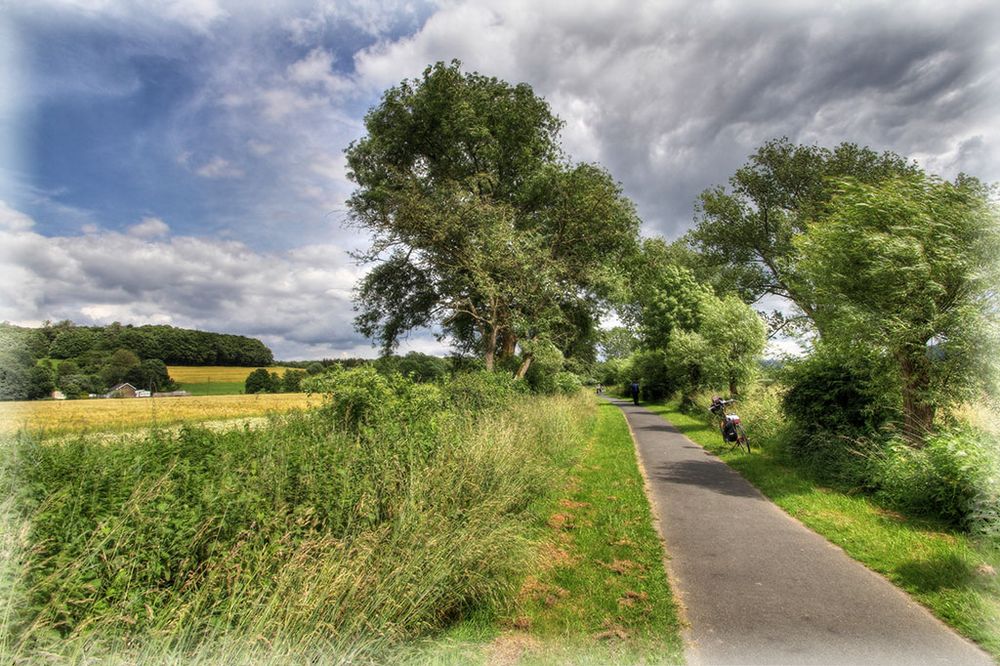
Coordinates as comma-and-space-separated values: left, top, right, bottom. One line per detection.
797, 173, 1000, 442
690, 137, 919, 331
346, 61, 640, 374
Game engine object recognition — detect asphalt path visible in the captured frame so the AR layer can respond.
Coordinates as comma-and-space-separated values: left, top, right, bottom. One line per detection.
608, 397, 993, 666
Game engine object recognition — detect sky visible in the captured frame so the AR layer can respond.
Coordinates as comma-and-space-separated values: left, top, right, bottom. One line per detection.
1, 0, 998, 360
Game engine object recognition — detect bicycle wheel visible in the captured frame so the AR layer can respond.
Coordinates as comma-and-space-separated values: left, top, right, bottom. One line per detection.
734, 423, 750, 453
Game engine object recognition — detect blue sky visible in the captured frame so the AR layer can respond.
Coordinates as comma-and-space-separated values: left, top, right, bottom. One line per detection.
2, 0, 998, 359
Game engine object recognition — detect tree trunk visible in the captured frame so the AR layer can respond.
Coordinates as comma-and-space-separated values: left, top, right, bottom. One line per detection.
484, 326, 498, 372
500, 330, 517, 360
898, 352, 934, 447
514, 353, 533, 380
728, 375, 738, 397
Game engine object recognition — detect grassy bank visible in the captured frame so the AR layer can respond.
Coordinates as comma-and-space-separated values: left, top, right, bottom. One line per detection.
1, 385, 593, 663
647, 401, 1000, 659
501, 400, 683, 664
399, 399, 685, 665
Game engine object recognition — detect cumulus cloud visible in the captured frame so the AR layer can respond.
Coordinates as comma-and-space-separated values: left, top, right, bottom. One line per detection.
0, 203, 433, 359
127, 216, 170, 238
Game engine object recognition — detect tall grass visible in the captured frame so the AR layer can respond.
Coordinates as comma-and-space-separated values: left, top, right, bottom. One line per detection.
2, 374, 592, 664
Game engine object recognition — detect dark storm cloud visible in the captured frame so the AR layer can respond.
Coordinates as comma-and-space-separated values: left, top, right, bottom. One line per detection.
357, 1, 998, 238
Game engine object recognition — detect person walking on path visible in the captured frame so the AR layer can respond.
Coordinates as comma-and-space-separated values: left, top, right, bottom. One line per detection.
629, 380, 640, 405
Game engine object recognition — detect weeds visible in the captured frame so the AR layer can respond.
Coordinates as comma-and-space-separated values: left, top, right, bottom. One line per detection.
2, 373, 593, 664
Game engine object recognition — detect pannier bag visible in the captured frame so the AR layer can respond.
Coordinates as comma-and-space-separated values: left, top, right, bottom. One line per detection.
722, 414, 741, 442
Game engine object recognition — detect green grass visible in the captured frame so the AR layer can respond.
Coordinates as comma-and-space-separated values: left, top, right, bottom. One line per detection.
177, 381, 245, 395
413, 400, 685, 665
645, 400, 1000, 659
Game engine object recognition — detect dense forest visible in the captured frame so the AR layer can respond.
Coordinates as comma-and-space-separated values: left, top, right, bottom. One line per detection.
0, 321, 274, 400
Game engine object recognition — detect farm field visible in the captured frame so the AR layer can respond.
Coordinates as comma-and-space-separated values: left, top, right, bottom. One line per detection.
169, 365, 298, 396
168, 365, 295, 383
0, 392, 320, 437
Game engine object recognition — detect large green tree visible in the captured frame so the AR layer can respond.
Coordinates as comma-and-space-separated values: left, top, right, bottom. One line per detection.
797, 173, 1000, 443
691, 138, 918, 331
346, 61, 640, 374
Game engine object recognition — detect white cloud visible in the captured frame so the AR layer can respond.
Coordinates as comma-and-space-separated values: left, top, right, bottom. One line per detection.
127, 216, 170, 238
0, 200, 35, 231
287, 48, 352, 95
194, 156, 245, 179
0, 204, 419, 359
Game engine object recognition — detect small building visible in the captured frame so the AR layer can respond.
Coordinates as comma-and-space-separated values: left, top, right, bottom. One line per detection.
108, 383, 138, 398
51, 390, 66, 400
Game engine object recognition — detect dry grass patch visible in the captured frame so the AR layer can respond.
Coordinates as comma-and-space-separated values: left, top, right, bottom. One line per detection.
0, 393, 319, 436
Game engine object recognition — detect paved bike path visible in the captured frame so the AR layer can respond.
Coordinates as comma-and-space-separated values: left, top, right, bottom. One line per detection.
608, 398, 992, 666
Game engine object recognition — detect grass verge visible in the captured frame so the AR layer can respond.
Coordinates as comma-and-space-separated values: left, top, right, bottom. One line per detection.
646, 400, 1000, 659
414, 399, 685, 665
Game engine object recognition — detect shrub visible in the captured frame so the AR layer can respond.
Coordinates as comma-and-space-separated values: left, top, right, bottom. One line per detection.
552, 371, 583, 396
874, 426, 1000, 535
778, 348, 897, 486
627, 350, 675, 402
244, 368, 275, 394
442, 371, 524, 411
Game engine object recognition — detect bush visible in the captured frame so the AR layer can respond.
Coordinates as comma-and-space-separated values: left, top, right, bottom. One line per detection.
627, 350, 675, 402
552, 371, 583, 395
244, 368, 276, 394
441, 371, 525, 411
874, 426, 1000, 535
778, 348, 897, 486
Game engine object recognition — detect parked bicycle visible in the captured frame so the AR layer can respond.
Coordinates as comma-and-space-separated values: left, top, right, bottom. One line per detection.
709, 396, 750, 453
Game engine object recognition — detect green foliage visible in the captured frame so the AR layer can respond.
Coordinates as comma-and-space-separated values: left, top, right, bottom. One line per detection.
597, 326, 638, 361
630, 251, 711, 350
551, 371, 583, 396
440, 371, 525, 411
25, 365, 55, 400
244, 368, 276, 394
522, 339, 565, 394
373, 352, 451, 383
100, 348, 141, 387
874, 427, 1000, 536
347, 60, 640, 370
6, 380, 591, 660
626, 350, 674, 402
781, 348, 896, 436
690, 137, 917, 321
698, 293, 767, 395
281, 369, 307, 392
797, 174, 1000, 440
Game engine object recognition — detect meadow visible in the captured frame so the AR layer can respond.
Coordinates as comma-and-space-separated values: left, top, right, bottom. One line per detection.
0, 393, 319, 437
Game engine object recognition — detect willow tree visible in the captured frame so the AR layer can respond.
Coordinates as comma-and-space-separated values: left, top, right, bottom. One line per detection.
346, 61, 640, 374
797, 174, 1000, 444
691, 138, 918, 332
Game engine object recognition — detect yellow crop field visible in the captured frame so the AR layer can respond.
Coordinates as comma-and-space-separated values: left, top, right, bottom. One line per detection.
0, 393, 321, 437
167, 366, 296, 383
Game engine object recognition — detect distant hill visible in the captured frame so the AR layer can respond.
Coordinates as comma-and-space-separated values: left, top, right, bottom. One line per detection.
0, 321, 274, 401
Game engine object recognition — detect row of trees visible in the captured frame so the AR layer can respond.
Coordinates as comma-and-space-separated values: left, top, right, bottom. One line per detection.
346, 62, 998, 451
42, 322, 274, 366
688, 138, 998, 443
